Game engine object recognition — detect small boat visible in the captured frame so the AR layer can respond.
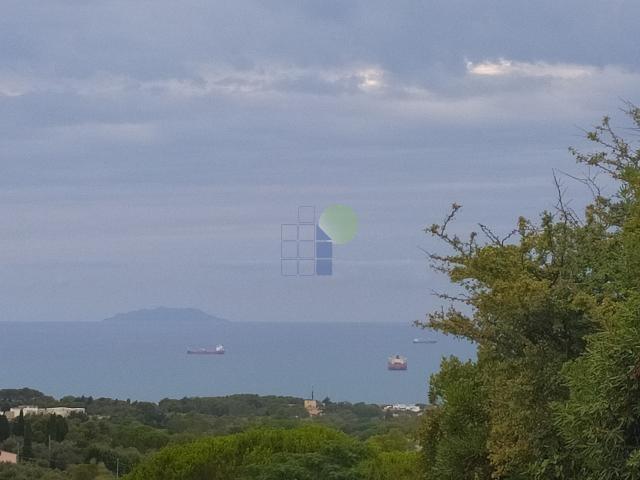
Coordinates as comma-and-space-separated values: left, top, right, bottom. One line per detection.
413, 338, 437, 344
388, 354, 408, 371
187, 344, 225, 355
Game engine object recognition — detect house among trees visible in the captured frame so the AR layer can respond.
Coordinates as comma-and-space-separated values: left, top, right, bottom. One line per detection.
2, 406, 85, 420
0, 450, 17, 465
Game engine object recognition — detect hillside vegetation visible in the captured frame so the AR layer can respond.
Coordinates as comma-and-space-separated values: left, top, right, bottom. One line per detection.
0, 390, 418, 479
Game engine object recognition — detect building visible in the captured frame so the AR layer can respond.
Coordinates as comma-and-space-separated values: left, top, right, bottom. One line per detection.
45, 407, 86, 418
0, 451, 17, 464
2, 406, 85, 420
304, 399, 323, 417
383, 404, 422, 414
4, 406, 40, 419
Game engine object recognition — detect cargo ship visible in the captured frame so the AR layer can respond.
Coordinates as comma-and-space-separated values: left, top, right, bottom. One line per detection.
187, 344, 225, 355
413, 338, 437, 344
388, 354, 408, 371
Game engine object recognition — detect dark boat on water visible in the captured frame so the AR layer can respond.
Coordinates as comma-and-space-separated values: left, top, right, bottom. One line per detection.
187, 344, 225, 355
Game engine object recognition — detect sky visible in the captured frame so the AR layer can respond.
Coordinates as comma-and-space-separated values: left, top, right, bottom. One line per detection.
1, 0, 639, 323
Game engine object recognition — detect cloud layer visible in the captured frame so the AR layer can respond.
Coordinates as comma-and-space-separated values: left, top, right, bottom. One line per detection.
1, 1, 639, 322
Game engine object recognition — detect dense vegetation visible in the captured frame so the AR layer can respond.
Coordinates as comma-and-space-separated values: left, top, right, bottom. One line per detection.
417, 105, 640, 479
128, 425, 394, 480
0, 389, 419, 479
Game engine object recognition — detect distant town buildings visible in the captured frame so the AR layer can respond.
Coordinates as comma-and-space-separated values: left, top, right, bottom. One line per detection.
2, 406, 85, 420
0, 450, 17, 464
383, 403, 422, 414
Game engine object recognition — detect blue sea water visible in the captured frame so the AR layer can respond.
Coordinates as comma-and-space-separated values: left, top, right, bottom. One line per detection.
0, 321, 475, 404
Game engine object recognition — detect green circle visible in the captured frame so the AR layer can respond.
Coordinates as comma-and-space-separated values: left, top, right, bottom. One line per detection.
319, 205, 358, 245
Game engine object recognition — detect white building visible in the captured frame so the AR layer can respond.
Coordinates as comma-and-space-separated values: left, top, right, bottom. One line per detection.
2, 406, 85, 420
45, 407, 86, 418
3, 407, 40, 420
383, 403, 422, 414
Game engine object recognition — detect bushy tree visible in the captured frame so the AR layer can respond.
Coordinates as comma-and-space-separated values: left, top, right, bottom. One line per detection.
48, 415, 69, 442
417, 104, 640, 478
127, 425, 369, 480
23, 421, 34, 459
0, 415, 10, 442
551, 109, 640, 479
67, 462, 113, 480
420, 357, 491, 479
13, 409, 25, 437
0, 463, 69, 480
359, 451, 420, 480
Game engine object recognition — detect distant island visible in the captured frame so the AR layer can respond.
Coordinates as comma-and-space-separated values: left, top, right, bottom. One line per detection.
102, 307, 230, 323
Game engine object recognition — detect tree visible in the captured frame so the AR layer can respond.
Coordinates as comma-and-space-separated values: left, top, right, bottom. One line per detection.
127, 425, 370, 480
13, 410, 24, 437
419, 357, 491, 480
67, 462, 113, 480
417, 200, 604, 477
417, 104, 640, 477
0, 416, 9, 442
550, 106, 640, 479
47, 415, 69, 442
0, 463, 69, 480
22, 421, 33, 459
359, 451, 420, 480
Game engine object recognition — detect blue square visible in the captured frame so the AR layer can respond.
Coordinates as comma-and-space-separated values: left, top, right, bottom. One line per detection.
316, 259, 332, 276
316, 241, 332, 259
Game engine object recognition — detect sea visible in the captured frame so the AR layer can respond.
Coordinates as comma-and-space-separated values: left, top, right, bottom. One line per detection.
0, 321, 476, 405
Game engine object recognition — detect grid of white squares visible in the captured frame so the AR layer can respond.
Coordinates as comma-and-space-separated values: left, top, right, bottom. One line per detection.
281, 206, 316, 276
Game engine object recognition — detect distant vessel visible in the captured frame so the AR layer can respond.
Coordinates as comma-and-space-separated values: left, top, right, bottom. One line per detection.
388, 354, 408, 371
413, 338, 437, 344
187, 344, 225, 355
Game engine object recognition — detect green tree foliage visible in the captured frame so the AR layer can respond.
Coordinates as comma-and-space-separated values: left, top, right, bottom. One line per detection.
23, 421, 34, 459
67, 462, 113, 480
48, 415, 70, 442
0, 389, 57, 408
0, 415, 10, 442
159, 394, 307, 419
111, 423, 170, 453
14, 409, 25, 436
550, 111, 640, 479
419, 357, 490, 479
358, 451, 420, 480
85, 444, 141, 477
0, 462, 69, 480
50, 440, 85, 470
126, 425, 369, 480
0, 390, 418, 478
365, 429, 414, 453
417, 104, 640, 478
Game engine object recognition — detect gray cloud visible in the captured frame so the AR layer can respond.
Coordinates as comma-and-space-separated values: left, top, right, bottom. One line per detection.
0, 1, 638, 322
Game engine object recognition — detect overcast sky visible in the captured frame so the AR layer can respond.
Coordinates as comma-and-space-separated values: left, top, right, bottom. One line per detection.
1, 1, 639, 322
